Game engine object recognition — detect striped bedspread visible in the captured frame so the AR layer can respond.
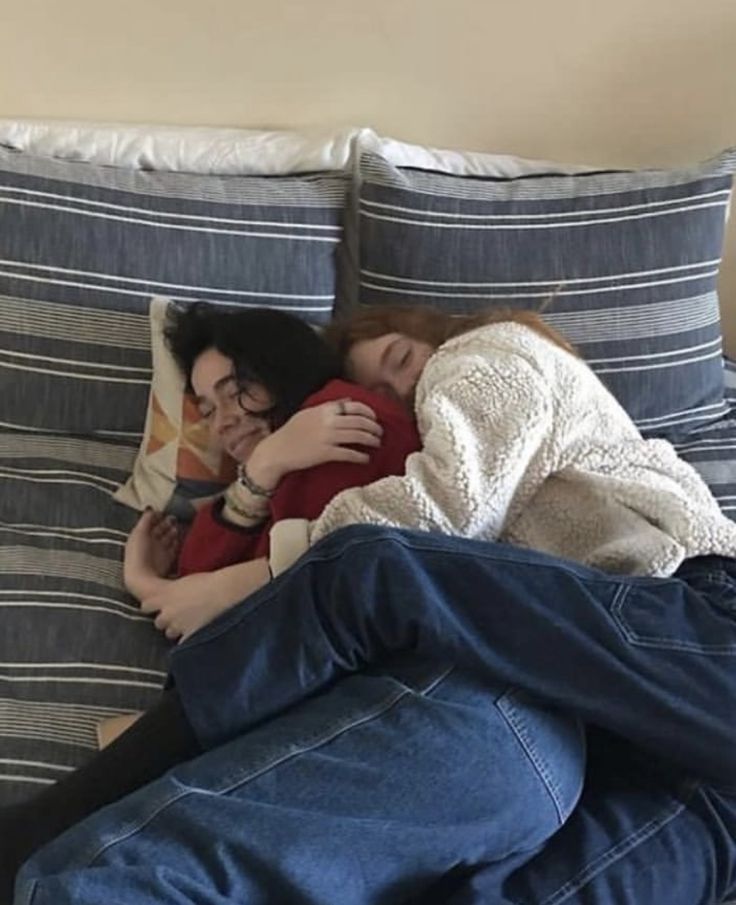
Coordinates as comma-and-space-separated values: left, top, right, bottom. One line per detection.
0, 361, 735, 804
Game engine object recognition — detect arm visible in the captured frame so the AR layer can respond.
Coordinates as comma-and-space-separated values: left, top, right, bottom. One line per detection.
142, 557, 271, 642
270, 349, 555, 574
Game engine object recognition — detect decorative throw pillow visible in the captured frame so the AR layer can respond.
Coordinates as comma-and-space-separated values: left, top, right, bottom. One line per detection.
0, 144, 347, 437
345, 148, 736, 441
114, 297, 237, 516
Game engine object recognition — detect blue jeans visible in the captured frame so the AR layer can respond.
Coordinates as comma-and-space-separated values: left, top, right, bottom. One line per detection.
16, 525, 736, 902
171, 525, 736, 787
16, 658, 583, 904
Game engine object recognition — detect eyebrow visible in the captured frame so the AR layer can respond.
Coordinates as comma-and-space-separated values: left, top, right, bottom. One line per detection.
194, 373, 237, 406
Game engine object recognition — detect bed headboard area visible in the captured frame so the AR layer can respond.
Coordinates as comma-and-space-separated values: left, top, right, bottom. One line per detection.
1, 0, 735, 352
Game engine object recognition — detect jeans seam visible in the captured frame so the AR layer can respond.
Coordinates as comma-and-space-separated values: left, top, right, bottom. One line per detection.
536, 778, 701, 904
611, 584, 736, 655
496, 690, 568, 824
77, 666, 455, 870
176, 530, 627, 654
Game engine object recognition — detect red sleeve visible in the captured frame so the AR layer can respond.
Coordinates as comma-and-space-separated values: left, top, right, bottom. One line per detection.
177, 499, 263, 576
268, 379, 421, 525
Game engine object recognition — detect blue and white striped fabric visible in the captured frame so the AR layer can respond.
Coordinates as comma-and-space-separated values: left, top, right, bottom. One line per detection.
673, 357, 736, 522
0, 146, 348, 803
0, 145, 347, 436
350, 150, 736, 442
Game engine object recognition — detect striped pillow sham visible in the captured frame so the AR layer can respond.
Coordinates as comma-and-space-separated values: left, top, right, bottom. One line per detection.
0, 146, 348, 436
347, 149, 736, 441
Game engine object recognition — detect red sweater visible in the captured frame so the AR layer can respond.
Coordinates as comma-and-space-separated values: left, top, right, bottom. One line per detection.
177, 379, 420, 575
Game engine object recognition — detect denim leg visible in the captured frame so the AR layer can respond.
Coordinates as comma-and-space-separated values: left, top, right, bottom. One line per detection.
16, 658, 584, 905
172, 525, 736, 786
451, 731, 736, 905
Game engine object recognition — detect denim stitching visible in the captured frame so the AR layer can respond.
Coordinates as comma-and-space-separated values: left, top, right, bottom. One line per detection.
175, 530, 626, 655
496, 689, 569, 824
611, 584, 736, 655
537, 778, 699, 904
78, 666, 454, 869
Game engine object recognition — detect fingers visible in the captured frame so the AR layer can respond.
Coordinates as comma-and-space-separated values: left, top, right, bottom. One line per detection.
334, 429, 382, 449
336, 399, 378, 421
151, 515, 178, 544
329, 447, 371, 465
336, 414, 383, 439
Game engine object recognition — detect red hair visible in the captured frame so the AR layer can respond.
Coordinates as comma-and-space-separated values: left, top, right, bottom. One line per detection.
325, 303, 576, 362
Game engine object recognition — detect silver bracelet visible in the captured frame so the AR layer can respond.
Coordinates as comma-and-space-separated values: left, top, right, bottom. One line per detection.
237, 463, 275, 498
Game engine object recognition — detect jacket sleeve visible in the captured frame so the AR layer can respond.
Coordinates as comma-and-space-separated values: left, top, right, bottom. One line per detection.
269, 348, 555, 576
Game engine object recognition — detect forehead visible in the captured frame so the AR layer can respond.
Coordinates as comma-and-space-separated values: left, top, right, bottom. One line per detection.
190, 347, 235, 397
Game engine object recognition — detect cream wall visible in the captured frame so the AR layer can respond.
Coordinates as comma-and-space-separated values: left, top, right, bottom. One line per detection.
2, 0, 735, 351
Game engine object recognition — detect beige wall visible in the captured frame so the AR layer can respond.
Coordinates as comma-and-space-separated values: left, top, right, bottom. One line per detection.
2, 0, 735, 350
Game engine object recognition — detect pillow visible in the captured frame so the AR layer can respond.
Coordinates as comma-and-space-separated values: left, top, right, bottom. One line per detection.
344, 148, 736, 441
0, 145, 348, 436
114, 297, 237, 517
672, 356, 736, 521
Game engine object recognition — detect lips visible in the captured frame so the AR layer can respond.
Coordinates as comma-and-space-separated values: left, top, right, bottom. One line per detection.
227, 430, 260, 460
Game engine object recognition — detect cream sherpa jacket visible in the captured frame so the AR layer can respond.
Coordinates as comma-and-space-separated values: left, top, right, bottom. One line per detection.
269, 322, 736, 578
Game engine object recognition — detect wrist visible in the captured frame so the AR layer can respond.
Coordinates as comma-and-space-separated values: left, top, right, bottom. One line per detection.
245, 445, 281, 492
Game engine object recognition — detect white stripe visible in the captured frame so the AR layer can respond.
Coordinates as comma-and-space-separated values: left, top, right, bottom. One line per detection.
674, 437, 736, 450
0, 266, 333, 310
0, 466, 119, 489
586, 337, 722, 366
0, 601, 151, 622
0, 661, 165, 677
0, 774, 54, 785
0, 675, 162, 689
0, 257, 335, 301
361, 199, 729, 231
593, 348, 722, 375
0, 184, 342, 230
0, 346, 150, 374
0, 758, 73, 773
0, 729, 95, 748
361, 188, 731, 221
0, 695, 139, 719
0, 545, 123, 590
676, 444, 736, 455
0, 436, 136, 471
361, 268, 720, 301
0, 521, 127, 539
637, 409, 727, 431
0, 196, 342, 242
360, 258, 722, 289
0, 358, 150, 385
0, 525, 125, 547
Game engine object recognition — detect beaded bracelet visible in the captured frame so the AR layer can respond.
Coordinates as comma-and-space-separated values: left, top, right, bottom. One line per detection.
237, 462, 276, 498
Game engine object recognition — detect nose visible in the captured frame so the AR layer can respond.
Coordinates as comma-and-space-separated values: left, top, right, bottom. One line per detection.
212, 402, 239, 437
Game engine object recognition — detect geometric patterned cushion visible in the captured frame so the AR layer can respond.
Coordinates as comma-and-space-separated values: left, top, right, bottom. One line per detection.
114, 298, 237, 516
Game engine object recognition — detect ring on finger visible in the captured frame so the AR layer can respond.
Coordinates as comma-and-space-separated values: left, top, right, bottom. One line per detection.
337, 400, 348, 416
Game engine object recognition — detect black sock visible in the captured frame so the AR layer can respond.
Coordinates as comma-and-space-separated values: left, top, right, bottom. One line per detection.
0, 688, 201, 901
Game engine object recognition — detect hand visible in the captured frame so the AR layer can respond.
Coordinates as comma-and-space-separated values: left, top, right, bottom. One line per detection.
123, 509, 181, 601
140, 558, 270, 642
246, 398, 382, 490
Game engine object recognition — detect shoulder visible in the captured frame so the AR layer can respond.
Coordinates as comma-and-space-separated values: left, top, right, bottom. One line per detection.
302, 379, 414, 424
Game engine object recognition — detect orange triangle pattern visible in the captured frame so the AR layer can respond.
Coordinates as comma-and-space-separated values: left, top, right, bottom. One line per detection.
146, 393, 179, 455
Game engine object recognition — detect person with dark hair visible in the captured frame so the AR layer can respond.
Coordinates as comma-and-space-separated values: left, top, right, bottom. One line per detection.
123, 301, 421, 640
0, 302, 590, 904
0, 301, 426, 899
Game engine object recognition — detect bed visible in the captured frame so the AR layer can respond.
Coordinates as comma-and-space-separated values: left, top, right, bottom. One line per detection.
0, 120, 735, 900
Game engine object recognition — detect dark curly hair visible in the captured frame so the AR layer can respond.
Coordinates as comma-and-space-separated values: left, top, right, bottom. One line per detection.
164, 303, 340, 428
